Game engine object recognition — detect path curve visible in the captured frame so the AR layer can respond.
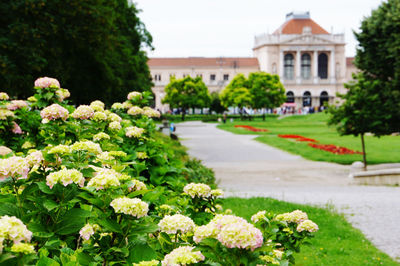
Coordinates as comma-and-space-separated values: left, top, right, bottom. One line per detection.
176, 121, 400, 260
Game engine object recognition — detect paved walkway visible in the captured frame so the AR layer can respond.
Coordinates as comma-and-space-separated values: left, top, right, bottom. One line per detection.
175, 121, 400, 261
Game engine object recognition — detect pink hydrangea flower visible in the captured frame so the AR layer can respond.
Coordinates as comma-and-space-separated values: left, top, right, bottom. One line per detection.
40, 104, 69, 121
12, 122, 23, 134
7, 100, 28, 111
34, 77, 60, 88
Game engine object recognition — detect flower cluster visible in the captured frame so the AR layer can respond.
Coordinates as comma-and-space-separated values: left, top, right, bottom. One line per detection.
125, 126, 145, 138
122, 101, 133, 109
93, 132, 110, 142
40, 104, 69, 121
142, 107, 160, 118
183, 183, 211, 198
296, 220, 319, 233
11, 243, 35, 254
71, 141, 102, 154
26, 150, 44, 167
111, 102, 124, 110
162, 246, 204, 266
79, 224, 100, 240
34, 77, 60, 88
127, 106, 143, 116
90, 101, 105, 111
108, 113, 122, 122
234, 125, 268, 132
251, 210, 267, 223
308, 143, 363, 155
136, 152, 148, 159
127, 91, 142, 100
96, 151, 115, 162
0, 109, 14, 120
0, 156, 30, 180
194, 214, 263, 250
92, 111, 108, 122
275, 210, 308, 224
0, 146, 12, 156
87, 168, 121, 190
21, 141, 35, 149
0, 216, 32, 246
133, 260, 159, 266
211, 189, 224, 197
128, 179, 147, 192
109, 121, 122, 131
278, 134, 318, 142
0, 92, 9, 100
7, 100, 28, 110
48, 144, 71, 155
71, 105, 94, 120
56, 88, 70, 101
46, 168, 84, 189
110, 197, 148, 218
109, 151, 127, 158
12, 122, 23, 134
158, 214, 195, 234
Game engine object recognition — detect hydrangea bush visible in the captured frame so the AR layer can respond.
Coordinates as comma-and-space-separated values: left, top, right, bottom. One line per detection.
0, 77, 318, 265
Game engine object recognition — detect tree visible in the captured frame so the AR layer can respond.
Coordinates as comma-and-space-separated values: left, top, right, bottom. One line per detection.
162, 76, 211, 120
209, 92, 227, 114
0, 0, 153, 105
328, 0, 400, 169
328, 73, 389, 169
247, 72, 286, 110
220, 72, 285, 118
352, 0, 400, 132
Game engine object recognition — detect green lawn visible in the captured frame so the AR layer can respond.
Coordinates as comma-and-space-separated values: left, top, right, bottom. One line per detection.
217, 113, 400, 165
223, 197, 399, 266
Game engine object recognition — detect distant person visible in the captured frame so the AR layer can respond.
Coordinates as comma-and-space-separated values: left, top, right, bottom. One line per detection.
223, 113, 227, 123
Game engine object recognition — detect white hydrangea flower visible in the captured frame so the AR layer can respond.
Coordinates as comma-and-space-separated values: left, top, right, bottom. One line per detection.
26, 150, 44, 167
251, 210, 267, 223
86, 168, 121, 190
110, 197, 148, 218
71, 105, 94, 120
275, 210, 308, 224
162, 246, 204, 266
56, 88, 70, 101
0, 92, 9, 100
111, 102, 124, 110
210, 189, 224, 197
48, 144, 71, 155
127, 91, 142, 100
108, 121, 122, 131
125, 126, 145, 138
0, 156, 30, 180
93, 132, 110, 142
108, 113, 122, 122
79, 224, 95, 240
0, 216, 32, 245
128, 179, 147, 192
183, 183, 211, 198
89, 100, 105, 111
158, 214, 195, 234
46, 168, 84, 189
11, 243, 35, 254
91, 111, 107, 122
296, 219, 319, 233
127, 106, 143, 116
136, 152, 148, 159
142, 107, 160, 118
71, 141, 102, 154
0, 109, 14, 120
133, 260, 159, 266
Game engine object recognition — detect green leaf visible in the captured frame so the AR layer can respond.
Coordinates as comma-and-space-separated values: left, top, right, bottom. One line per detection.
131, 223, 158, 235
97, 218, 122, 233
28, 222, 54, 238
56, 208, 91, 235
36, 256, 60, 266
43, 199, 58, 211
36, 182, 54, 194
128, 243, 157, 263
0, 202, 19, 216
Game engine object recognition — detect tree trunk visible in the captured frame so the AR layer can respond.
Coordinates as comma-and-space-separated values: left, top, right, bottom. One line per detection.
181, 109, 186, 121
361, 133, 367, 170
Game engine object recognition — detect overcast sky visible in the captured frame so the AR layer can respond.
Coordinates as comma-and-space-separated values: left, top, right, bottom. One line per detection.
134, 0, 384, 58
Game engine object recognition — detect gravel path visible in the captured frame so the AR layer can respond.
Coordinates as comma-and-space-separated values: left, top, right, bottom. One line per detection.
175, 121, 400, 261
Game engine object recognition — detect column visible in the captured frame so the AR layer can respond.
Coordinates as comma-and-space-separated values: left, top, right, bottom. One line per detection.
313, 51, 318, 84
330, 50, 335, 84
279, 50, 284, 80
296, 50, 301, 84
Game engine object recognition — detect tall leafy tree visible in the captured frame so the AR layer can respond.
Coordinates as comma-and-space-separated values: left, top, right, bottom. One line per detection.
209, 92, 227, 114
162, 76, 211, 120
329, 0, 400, 169
0, 0, 153, 105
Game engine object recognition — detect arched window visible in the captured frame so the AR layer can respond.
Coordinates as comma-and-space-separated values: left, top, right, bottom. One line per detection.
286, 91, 294, 103
284, 54, 294, 80
301, 53, 311, 79
318, 53, 328, 79
303, 91, 312, 107
320, 91, 329, 106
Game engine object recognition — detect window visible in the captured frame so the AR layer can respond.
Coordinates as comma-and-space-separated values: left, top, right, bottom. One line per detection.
154, 74, 161, 81
286, 91, 294, 103
284, 54, 294, 80
223, 74, 229, 81
318, 53, 328, 79
301, 53, 311, 79
320, 91, 329, 106
210, 74, 216, 81
303, 91, 312, 107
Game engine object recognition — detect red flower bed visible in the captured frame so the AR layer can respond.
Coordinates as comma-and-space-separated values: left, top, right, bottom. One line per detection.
308, 143, 363, 155
234, 125, 268, 132
278, 134, 318, 142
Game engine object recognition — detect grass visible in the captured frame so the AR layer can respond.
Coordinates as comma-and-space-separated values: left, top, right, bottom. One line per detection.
217, 113, 400, 165
223, 197, 399, 265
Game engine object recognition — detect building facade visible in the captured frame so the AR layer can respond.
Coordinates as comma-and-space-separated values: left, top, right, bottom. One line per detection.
149, 12, 356, 111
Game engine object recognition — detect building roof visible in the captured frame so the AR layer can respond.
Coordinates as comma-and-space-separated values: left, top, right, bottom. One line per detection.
273, 18, 329, 35
148, 57, 259, 68
346, 57, 355, 67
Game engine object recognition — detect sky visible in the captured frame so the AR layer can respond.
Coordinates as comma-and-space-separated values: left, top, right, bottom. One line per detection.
134, 0, 384, 58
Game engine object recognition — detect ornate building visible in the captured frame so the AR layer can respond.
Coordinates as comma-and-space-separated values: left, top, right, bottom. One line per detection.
149, 12, 356, 111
